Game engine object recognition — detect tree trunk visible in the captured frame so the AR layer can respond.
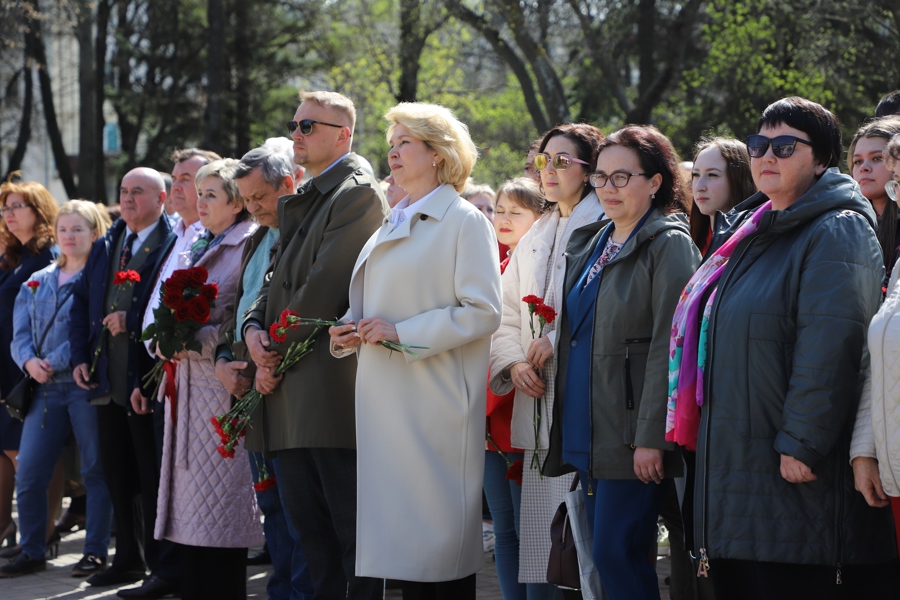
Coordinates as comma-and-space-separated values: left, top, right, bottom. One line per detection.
397, 0, 424, 102
76, 0, 100, 200
233, 0, 251, 156
93, 0, 110, 203
204, 0, 224, 154
5, 65, 32, 180
26, 0, 78, 199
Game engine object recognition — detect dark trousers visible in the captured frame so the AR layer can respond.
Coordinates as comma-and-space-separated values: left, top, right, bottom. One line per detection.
580, 473, 665, 600
97, 403, 160, 573
399, 574, 476, 600
709, 558, 900, 600
277, 447, 382, 600
180, 544, 247, 600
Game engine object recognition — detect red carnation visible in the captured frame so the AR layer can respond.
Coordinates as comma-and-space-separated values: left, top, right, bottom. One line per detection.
254, 477, 277, 492
535, 303, 557, 325
269, 322, 287, 344
522, 294, 544, 306
506, 459, 524, 485
113, 270, 141, 286
26, 280, 40, 295
200, 283, 218, 302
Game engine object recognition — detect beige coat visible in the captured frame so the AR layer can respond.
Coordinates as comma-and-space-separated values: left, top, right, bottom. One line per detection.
337, 184, 502, 581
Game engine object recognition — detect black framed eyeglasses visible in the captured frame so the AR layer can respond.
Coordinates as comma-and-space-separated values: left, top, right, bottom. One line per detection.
589, 172, 648, 189
287, 119, 345, 135
886, 180, 900, 203
745, 134, 813, 159
533, 152, 590, 172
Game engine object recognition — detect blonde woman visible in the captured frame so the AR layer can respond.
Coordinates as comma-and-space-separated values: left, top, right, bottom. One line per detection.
3, 201, 112, 577
330, 102, 502, 599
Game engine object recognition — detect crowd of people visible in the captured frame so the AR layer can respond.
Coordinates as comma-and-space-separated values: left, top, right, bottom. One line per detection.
0, 88, 900, 600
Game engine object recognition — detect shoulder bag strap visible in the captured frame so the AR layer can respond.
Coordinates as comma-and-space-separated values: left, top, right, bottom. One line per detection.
34, 288, 74, 356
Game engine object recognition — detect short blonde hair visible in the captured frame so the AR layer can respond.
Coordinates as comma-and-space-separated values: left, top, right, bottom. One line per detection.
300, 91, 356, 131
385, 102, 478, 192
196, 159, 250, 222
55, 200, 112, 269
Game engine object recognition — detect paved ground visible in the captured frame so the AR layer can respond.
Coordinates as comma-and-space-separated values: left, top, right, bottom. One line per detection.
1, 500, 672, 599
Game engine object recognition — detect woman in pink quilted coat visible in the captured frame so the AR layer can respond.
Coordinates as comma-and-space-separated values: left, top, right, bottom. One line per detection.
155, 159, 263, 599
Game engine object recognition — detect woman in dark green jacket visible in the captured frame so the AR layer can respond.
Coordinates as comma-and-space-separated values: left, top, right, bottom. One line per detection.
668, 97, 899, 599
548, 125, 700, 600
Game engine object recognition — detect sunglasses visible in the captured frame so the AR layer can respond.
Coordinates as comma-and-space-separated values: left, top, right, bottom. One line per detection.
745, 135, 813, 159
887, 180, 900, 203
286, 119, 344, 135
533, 152, 590, 172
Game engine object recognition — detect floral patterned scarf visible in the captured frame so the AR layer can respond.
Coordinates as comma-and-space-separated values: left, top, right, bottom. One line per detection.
665, 200, 772, 450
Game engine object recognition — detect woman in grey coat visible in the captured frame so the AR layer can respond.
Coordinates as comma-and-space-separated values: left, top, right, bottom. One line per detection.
667, 96, 899, 599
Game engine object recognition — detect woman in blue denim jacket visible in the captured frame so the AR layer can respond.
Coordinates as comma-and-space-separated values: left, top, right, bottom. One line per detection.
0, 201, 113, 578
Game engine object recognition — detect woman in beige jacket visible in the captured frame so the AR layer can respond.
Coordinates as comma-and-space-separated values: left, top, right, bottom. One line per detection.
489, 123, 605, 592
330, 102, 502, 600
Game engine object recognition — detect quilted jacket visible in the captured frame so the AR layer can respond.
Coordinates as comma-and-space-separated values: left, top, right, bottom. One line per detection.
852, 267, 900, 497
693, 168, 896, 566
155, 218, 264, 548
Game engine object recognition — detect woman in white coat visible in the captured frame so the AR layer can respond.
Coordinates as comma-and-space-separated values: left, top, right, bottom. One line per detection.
329, 102, 502, 600
488, 123, 605, 594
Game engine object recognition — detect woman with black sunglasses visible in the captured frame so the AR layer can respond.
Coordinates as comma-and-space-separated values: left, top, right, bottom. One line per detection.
667, 96, 899, 598
489, 122, 604, 598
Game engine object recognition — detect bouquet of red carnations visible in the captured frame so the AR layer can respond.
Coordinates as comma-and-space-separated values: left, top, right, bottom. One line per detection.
89, 270, 140, 378
522, 295, 557, 471
211, 309, 320, 461
140, 266, 218, 399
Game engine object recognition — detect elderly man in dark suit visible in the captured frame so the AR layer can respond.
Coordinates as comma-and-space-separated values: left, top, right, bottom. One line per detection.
242, 91, 387, 600
70, 167, 175, 590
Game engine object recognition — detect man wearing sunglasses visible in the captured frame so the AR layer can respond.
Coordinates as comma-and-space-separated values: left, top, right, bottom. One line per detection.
242, 91, 387, 600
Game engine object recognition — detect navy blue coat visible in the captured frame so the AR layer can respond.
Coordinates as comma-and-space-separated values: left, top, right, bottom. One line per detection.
69, 215, 174, 400
0, 245, 56, 397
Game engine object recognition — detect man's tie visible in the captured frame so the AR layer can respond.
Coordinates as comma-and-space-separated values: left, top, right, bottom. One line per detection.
120, 232, 138, 269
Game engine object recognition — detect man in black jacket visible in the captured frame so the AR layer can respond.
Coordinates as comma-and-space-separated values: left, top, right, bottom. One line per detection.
71, 167, 175, 590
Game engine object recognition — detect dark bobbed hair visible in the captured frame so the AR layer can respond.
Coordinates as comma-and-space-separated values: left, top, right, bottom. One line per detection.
597, 125, 690, 215
689, 137, 756, 250
536, 123, 605, 200
757, 96, 841, 169
876, 90, 900, 118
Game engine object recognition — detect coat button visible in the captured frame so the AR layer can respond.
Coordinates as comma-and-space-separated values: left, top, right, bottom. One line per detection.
571, 339, 578, 348
133, 296, 138, 302
282, 281, 290, 289
420, 214, 427, 221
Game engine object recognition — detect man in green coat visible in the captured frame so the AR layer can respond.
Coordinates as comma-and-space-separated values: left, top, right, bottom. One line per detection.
242, 91, 387, 600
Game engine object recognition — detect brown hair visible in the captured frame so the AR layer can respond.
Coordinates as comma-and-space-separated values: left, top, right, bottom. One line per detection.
689, 137, 756, 250
597, 125, 690, 214
537, 123, 605, 200
496, 177, 545, 215
0, 174, 58, 270
55, 200, 112, 269
852, 120, 900, 274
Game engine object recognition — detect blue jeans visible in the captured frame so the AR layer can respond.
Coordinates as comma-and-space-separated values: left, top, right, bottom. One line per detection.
17, 380, 112, 559
250, 452, 314, 600
483, 450, 557, 600
580, 473, 665, 600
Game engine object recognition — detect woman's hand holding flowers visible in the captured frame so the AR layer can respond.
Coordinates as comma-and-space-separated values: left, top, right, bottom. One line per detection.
329, 320, 361, 351
510, 361, 546, 398
357, 317, 400, 346
526, 337, 554, 369
25, 357, 53, 383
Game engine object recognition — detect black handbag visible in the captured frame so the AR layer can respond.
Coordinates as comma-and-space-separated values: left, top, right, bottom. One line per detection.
4, 288, 73, 421
547, 473, 582, 589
